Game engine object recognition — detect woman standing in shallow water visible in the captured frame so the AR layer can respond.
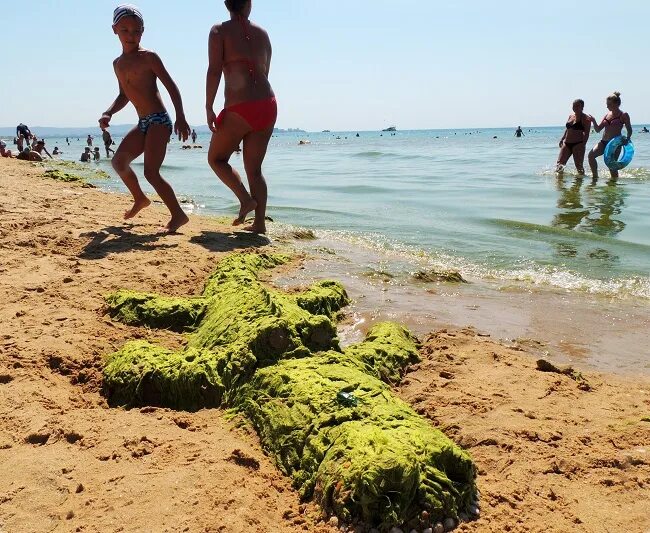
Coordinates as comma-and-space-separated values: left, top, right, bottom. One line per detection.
556, 99, 591, 175
206, 0, 277, 234
588, 92, 632, 180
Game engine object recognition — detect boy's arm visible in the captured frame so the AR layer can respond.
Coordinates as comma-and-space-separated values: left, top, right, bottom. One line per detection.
206, 25, 224, 132
149, 52, 190, 141
100, 70, 129, 129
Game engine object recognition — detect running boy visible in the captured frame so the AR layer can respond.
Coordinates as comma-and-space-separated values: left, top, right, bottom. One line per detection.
99, 4, 191, 232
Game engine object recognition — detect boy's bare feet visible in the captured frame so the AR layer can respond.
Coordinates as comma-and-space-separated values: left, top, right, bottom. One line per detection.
164, 212, 190, 234
233, 198, 257, 226
124, 197, 151, 220
243, 222, 266, 234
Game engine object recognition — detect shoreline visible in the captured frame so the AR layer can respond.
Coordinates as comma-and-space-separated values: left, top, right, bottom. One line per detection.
1, 158, 649, 532
271, 235, 650, 378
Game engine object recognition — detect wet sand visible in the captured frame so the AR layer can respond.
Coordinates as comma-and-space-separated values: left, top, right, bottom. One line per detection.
0, 158, 649, 533
273, 237, 650, 376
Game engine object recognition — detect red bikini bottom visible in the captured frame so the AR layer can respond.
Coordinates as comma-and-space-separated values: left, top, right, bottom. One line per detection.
217, 97, 277, 132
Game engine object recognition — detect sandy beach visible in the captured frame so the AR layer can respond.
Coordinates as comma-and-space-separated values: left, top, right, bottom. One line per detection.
1, 157, 649, 533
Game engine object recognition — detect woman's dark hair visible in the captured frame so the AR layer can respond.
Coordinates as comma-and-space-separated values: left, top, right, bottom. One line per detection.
573, 99, 584, 108
225, 0, 249, 13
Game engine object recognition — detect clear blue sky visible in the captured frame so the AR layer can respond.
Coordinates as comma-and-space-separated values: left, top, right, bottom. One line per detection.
1, 0, 648, 130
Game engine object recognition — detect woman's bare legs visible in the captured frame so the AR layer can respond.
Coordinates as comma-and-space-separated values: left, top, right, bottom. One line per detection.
242, 124, 274, 234
207, 112, 256, 225
588, 142, 605, 180
111, 127, 150, 219
572, 142, 586, 175
556, 144, 571, 173
143, 124, 188, 233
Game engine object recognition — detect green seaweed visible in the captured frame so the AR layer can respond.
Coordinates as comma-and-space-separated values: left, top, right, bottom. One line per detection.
104, 253, 346, 409
412, 269, 467, 284
94, 169, 111, 179
105, 290, 207, 332
345, 322, 420, 383
43, 169, 94, 187
237, 327, 474, 525
536, 359, 592, 391
102, 252, 477, 528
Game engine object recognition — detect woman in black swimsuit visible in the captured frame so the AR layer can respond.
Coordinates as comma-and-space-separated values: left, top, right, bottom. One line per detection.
588, 92, 632, 180
556, 99, 591, 175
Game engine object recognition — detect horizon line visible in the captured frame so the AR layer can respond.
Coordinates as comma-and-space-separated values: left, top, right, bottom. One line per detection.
2, 123, 649, 135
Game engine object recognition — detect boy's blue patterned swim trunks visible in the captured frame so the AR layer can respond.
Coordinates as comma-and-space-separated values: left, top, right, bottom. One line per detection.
138, 111, 173, 134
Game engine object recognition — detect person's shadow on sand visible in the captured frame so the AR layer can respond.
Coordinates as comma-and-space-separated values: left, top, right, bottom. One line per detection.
79, 225, 178, 259
190, 230, 270, 252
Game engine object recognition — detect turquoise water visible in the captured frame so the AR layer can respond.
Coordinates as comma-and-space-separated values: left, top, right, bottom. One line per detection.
17, 127, 649, 373
46, 127, 650, 300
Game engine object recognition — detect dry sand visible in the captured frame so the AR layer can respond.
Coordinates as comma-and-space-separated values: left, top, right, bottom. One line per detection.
0, 158, 648, 533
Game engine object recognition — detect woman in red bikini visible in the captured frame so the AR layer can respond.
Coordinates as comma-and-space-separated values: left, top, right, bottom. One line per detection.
588, 92, 632, 180
556, 99, 591, 175
206, 0, 277, 234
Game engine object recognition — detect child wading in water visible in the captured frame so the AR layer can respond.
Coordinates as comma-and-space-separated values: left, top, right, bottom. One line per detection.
100, 4, 191, 233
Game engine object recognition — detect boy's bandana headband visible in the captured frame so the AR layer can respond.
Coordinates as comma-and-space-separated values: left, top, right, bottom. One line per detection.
113, 4, 144, 26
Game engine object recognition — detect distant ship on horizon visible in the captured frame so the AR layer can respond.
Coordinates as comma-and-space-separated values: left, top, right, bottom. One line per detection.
382, 126, 397, 132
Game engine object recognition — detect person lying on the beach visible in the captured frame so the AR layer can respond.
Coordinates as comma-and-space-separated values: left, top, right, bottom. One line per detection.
33, 140, 53, 159
17, 147, 43, 162
80, 147, 92, 162
0, 140, 13, 158
99, 4, 191, 233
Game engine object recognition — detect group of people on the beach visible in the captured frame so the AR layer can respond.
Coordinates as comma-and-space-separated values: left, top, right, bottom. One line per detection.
4, 2, 640, 236
1, 124, 56, 162
554, 93, 632, 179
97, 1, 275, 234
79, 131, 116, 162
2, 125, 116, 163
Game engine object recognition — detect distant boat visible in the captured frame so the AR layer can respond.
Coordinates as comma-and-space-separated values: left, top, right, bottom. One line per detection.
382, 126, 397, 132
322, 130, 331, 133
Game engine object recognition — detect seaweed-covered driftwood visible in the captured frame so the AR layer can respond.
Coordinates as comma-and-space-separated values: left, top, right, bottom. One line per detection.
103, 252, 477, 529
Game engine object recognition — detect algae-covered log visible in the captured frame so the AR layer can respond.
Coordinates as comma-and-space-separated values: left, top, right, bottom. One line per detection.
102, 252, 477, 528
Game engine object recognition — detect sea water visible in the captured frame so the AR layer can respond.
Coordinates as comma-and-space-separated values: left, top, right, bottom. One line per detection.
37, 127, 650, 374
